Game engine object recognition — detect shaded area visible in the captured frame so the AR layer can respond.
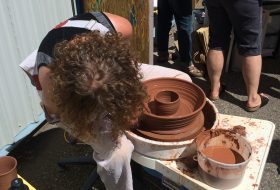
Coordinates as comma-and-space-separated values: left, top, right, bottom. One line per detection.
267, 140, 280, 168
10, 128, 96, 190
9, 128, 174, 190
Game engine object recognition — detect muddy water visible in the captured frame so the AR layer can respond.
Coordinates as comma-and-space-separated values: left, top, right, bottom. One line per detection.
202, 146, 245, 164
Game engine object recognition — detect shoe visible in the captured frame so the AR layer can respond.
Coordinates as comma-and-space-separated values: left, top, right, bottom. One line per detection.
187, 65, 204, 77
209, 84, 226, 101
245, 93, 269, 112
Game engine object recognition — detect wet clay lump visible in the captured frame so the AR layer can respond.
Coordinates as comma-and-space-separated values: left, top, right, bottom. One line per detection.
202, 146, 245, 164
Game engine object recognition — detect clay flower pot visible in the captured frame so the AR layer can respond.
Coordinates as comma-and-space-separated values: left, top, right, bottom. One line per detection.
0, 156, 17, 190
154, 90, 180, 116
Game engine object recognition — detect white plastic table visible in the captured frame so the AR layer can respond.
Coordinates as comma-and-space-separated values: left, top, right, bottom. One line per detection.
132, 114, 275, 190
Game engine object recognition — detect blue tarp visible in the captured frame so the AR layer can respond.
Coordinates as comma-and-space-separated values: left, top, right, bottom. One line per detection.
0, 113, 45, 156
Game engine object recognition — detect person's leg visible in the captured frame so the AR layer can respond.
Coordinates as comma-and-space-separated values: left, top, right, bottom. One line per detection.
205, 0, 232, 99
157, 0, 173, 61
242, 56, 262, 108
207, 50, 225, 99
174, 15, 193, 64
170, 0, 193, 65
223, 0, 263, 108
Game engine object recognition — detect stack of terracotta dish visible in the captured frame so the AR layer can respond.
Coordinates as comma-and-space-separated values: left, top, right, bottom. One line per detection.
135, 77, 207, 142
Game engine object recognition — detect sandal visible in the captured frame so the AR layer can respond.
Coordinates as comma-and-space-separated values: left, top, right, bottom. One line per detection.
209, 84, 226, 101
187, 65, 204, 77
245, 93, 269, 112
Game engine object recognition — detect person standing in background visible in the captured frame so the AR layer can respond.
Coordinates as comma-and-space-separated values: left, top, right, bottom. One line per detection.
206, 0, 269, 111
157, 0, 204, 77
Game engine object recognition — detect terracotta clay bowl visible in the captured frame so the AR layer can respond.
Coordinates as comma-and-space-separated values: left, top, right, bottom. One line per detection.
154, 90, 180, 116
142, 78, 206, 133
0, 156, 17, 190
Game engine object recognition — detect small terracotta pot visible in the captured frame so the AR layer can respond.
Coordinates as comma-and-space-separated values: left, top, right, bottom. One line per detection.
0, 156, 18, 190
154, 90, 180, 116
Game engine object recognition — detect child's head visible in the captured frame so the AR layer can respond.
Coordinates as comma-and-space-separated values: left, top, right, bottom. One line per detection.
49, 31, 147, 139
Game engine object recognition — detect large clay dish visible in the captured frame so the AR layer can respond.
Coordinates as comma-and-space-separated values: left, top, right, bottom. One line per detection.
142, 111, 204, 135
142, 113, 204, 135
136, 111, 204, 141
126, 99, 219, 160
142, 78, 206, 131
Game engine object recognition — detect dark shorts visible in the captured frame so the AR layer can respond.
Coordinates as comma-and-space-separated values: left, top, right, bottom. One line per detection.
206, 0, 262, 56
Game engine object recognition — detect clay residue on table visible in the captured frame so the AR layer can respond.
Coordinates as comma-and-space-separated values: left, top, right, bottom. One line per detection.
232, 125, 246, 137
178, 167, 196, 178
251, 137, 267, 155
249, 122, 257, 127
175, 160, 196, 178
250, 174, 254, 179
178, 155, 198, 169
256, 137, 265, 144
251, 145, 259, 154
252, 183, 258, 187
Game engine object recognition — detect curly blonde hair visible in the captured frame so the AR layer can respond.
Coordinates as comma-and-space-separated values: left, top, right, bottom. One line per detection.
48, 31, 147, 140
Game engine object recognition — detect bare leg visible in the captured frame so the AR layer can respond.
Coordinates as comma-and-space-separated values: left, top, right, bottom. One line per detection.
242, 55, 262, 108
207, 50, 225, 98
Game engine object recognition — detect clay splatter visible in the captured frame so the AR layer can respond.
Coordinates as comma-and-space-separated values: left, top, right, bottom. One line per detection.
249, 122, 257, 127
252, 183, 258, 187
232, 125, 246, 136
256, 137, 265, 144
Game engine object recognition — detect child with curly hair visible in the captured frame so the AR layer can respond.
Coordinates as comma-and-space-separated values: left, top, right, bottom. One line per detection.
20, 12, 191, 190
